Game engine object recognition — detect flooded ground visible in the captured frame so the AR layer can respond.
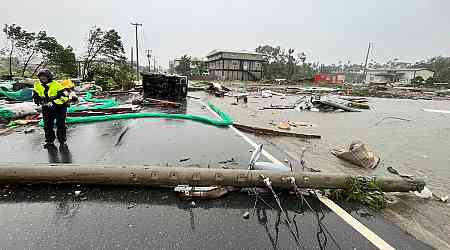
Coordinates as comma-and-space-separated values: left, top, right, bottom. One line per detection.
209, 93, 450, 249
0, 97, 437, 249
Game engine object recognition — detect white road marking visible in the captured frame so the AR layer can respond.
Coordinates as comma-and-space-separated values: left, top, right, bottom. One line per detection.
202, 100, 396, 250
422, 108, 450, 114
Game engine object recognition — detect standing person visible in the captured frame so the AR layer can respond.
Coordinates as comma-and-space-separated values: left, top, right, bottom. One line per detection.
33, 69, 69, 147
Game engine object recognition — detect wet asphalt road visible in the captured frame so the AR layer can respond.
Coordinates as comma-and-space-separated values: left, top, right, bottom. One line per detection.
0, 98, 434, 249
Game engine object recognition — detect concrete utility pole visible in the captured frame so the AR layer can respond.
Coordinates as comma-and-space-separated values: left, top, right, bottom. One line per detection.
0, 163, 425, 192
153, 57, 157, 72
363, 42, 372, 84
131, 23, 142, 81
130, 47, 134, 70
146, 50, 152, 72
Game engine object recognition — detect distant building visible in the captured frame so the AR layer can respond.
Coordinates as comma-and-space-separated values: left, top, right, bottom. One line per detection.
206, 50, 265, 81
365, 68, 434, 84
314, 73, 345, 84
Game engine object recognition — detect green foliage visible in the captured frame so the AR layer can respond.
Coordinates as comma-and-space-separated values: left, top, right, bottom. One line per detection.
412, 76, 424, 85
2, 24, 77, 78
327, 177, 387, 210
255, 45, 313, 80
426, 77, 436, 84
94, 63, 135, 90
175, 55, 191, 76
191, 60, 207, 75
413, 56, 450, 84
82, 27, 126, 81
3, 24, 35, 77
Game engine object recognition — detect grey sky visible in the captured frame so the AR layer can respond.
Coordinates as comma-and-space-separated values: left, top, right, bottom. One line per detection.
2, 0, 449, 67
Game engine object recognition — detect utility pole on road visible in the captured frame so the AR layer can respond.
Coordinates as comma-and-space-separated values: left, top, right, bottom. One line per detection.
153, 57, 156, 72
131, 22, 142, 81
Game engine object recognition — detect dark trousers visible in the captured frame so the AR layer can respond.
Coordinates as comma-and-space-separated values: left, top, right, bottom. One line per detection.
42, 106, 67, 143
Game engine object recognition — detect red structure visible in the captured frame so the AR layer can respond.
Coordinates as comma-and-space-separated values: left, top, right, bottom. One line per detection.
314, 73, 345, 84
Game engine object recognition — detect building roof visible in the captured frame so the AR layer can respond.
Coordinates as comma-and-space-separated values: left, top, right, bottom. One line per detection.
367, 68, 433, 72
206, 49, 265, 58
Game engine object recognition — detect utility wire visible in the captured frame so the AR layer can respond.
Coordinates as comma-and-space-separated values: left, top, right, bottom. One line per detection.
262, 176, 306, 250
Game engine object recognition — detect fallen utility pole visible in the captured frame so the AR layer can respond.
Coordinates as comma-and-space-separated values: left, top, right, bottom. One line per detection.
0, 164, 424, 192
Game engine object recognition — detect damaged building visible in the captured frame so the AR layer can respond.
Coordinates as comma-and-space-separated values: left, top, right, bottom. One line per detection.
366, 68, 434, 84
206, 50, 265, 81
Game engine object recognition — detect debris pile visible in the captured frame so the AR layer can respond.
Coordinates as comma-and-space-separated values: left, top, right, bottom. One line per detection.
331, 141, 380, 169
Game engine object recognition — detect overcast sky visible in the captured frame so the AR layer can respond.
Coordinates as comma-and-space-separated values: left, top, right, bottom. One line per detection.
2, 0, 449, 68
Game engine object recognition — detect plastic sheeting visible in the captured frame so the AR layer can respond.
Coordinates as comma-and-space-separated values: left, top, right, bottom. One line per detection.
0, 88, 33, 101
0, 106, 14, 120
0, 102, 37, 120
68, 92, 119, 112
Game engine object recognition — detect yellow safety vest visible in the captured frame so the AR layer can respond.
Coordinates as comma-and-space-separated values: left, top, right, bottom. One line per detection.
33, 81, 69, 105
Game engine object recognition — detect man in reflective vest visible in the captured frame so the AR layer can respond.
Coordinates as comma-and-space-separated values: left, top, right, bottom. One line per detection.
33, 69, 69, 147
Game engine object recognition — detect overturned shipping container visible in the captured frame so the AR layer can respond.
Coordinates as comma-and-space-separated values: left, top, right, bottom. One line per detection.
141, 73, 188, 101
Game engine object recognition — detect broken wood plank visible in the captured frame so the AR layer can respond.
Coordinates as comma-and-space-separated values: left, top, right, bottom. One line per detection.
233, 123, 321, 139
260, 105, 295, 110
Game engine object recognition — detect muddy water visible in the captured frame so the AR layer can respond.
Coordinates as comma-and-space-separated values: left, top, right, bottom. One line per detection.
210, 94, 450, 249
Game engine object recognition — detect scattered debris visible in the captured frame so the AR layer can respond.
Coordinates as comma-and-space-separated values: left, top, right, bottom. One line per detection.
248, 144, 290, 172
432, 193, 448, 203
242, 211, 250, 219
387, 167, 414, 179
174, 185, 229, 200
278, 121, 290, 130
187, 95, 201, 100
132, 97, 182, 108
127, 203, 137, 209
331, 141, 380, 169
413, 186, 448, 203
262, 90, 285, 97
313, 98, 360, 112
179, 157, 191, 162
218, 158, 238, 164
261, 104, 295, 110
0, 127, 14, 136
233, 123, 321, 139
414, 186, 433, 199
23, 127, 35, 134
347, 102, 370, 109
375, 116, 411, 126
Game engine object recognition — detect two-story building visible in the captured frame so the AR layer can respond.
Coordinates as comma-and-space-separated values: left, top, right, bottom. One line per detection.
206, 50, 265, 81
